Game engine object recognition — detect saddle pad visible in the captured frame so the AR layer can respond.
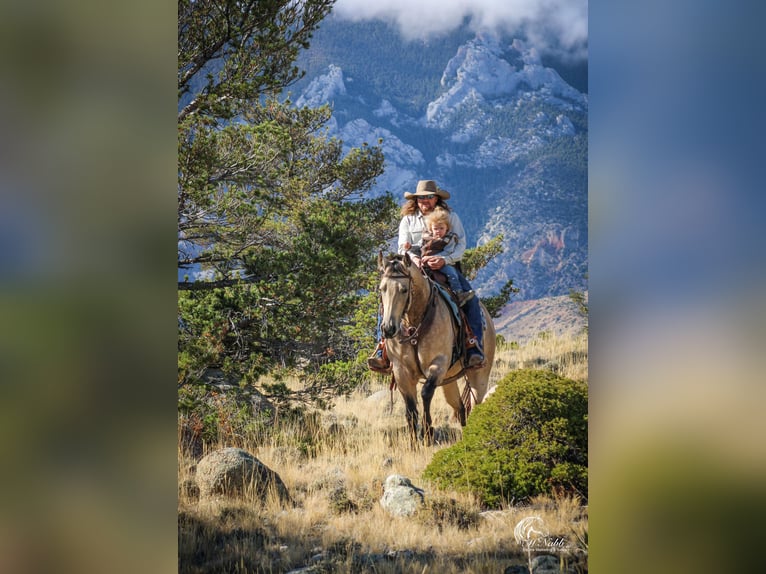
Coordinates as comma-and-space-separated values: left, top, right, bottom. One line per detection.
433, 282, 463, 329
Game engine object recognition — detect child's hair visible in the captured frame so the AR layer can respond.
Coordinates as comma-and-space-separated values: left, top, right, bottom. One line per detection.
425, 207, 451, 231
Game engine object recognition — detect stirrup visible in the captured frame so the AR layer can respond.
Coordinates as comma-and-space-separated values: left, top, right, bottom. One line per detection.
367, 342, 391, 373
465, 349, 485, 369
367, 356, 391, 373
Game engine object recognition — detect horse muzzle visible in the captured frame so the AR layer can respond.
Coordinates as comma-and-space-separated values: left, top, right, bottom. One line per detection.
382, 320, 399, 339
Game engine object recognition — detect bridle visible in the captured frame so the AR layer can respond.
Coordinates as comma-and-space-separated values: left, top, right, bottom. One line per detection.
381, 255, 467, 383
382, 257, 438, 346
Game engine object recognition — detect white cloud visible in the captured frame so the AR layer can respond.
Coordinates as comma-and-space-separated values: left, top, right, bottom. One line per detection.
333, 0, 587, 59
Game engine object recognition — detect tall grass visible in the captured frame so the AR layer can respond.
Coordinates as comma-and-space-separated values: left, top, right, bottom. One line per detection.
178, 333, 588, 573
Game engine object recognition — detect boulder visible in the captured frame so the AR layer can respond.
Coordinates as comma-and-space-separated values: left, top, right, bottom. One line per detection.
196, 447, 290, 503
379, 474, 424, 517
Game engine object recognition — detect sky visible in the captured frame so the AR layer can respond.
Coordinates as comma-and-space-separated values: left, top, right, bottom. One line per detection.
333, 0, 588, 60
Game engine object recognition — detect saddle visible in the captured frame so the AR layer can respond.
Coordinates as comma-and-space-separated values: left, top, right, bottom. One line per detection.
423, 268, 481, 368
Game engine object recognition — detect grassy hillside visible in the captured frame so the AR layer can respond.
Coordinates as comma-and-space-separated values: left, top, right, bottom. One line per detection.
178, 333, 588, 573
494, 294, 588, 343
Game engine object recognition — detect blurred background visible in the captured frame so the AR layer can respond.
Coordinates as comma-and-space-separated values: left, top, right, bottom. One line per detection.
0, 1, 764, 572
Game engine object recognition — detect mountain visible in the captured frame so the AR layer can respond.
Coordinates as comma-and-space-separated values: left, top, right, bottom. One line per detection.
289, 17, 587, 302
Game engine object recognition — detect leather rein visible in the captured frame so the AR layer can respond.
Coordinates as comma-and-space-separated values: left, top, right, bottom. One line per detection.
386, 263, 463, 381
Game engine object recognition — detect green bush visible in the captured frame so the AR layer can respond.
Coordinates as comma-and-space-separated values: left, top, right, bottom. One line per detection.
423, 369, 587, 507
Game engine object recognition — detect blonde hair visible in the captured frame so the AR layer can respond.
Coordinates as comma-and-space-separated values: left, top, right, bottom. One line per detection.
425, 207, 451, 232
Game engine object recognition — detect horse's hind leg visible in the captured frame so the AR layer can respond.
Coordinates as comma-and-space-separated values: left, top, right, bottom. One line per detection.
442, 382, 467, 427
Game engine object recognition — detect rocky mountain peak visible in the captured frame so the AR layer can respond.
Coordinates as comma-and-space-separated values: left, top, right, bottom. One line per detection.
294, 64, 346, 109
289, 23, 587, 301
427, 36, 583, 127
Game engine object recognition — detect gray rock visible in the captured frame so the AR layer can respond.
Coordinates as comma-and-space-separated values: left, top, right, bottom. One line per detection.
379, 474, 425, 517
196, 447, 290, 502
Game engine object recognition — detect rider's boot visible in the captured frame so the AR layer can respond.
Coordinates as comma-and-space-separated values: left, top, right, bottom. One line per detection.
367, 340, 391, 373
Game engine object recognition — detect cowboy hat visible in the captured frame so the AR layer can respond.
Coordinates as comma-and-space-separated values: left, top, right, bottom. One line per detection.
404, 179, 451, 200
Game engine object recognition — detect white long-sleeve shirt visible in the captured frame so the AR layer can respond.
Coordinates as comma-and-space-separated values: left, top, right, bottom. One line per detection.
397, 210, 467, 265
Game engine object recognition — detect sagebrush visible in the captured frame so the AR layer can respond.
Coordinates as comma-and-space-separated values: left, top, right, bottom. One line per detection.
423, 368, 588, 507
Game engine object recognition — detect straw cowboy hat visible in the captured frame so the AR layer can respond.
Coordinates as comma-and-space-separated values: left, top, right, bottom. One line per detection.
404, 179, 451, 200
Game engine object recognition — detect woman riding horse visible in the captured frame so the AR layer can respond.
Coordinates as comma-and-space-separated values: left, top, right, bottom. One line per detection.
369, 180, 485, 371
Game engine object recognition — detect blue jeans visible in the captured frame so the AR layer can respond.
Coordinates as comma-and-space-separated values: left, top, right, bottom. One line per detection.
439, 264, 464, 295
455, 269, 484, 353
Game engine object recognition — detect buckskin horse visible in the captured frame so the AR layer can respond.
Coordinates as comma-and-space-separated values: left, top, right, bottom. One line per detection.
377, 252, 495, 446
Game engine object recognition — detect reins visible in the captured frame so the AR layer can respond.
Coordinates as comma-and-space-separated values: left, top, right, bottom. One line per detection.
397, 269, 437, 346
382, 255, 477, 418
386, 260, 465, 381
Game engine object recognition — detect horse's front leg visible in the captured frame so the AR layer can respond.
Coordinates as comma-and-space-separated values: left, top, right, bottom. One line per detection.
421, 359, 448, 446
421, 374, 449, 446
420, 375, 436, 446
398, 383, 420, 448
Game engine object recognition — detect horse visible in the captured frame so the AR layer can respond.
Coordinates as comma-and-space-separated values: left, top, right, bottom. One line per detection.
377, 252, 496, 446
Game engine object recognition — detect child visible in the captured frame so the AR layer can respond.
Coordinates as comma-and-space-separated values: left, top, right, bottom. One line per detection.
415, 207, 475, 307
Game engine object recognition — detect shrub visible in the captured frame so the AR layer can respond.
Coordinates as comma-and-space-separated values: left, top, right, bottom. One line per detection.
423, 369, 587, 507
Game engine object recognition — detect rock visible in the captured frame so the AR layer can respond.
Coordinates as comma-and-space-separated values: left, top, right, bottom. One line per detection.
379, 474, 425, 517
196, 447, 290, 503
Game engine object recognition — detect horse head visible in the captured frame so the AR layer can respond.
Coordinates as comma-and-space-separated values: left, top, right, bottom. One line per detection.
377, 252, 417, 339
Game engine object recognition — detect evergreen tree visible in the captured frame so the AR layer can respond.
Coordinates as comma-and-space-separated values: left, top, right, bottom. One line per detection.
178, 0, 398, 395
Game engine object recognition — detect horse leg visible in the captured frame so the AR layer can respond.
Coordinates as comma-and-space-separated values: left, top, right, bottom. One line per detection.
420, 375, 439, 446
400, 387, 418, 448
442, 382, 467, 427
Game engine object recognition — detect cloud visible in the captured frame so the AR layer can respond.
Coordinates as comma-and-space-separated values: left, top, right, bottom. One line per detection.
333, 0, 588, 59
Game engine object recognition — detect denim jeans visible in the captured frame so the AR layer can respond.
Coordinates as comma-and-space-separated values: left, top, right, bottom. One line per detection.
455, 269, 483, 352
439, 264, 464, 295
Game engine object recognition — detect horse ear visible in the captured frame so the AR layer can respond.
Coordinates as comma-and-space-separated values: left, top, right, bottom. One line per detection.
403, 252, 412, 266
377, 250, 384, 271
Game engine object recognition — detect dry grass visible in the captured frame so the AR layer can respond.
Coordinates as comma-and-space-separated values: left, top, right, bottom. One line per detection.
178, 333, 588, 573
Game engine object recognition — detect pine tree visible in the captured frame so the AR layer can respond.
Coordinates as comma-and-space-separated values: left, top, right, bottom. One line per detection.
178, 1, 398, 395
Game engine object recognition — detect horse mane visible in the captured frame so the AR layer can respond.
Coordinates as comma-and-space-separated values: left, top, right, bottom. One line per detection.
382, 253, 409, 277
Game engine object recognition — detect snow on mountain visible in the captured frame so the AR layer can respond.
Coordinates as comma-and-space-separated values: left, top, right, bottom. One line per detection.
427, 35, 585, 127
294, 64, 346, 109
337, 118, 424, 195
373, 99, 409, 127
